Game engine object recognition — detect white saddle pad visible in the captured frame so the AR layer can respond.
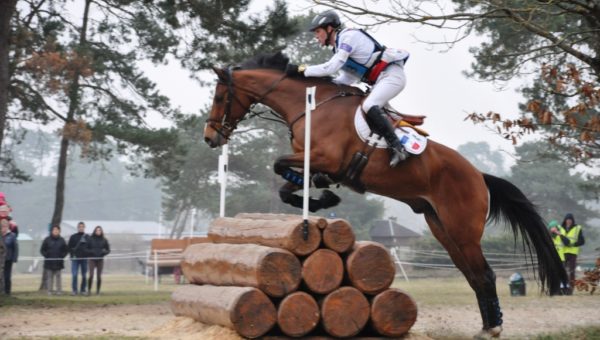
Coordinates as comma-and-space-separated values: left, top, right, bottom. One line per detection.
354, 108, 427, 155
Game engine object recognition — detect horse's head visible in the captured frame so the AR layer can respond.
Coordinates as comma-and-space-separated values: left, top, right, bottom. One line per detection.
204, 66, 255, 148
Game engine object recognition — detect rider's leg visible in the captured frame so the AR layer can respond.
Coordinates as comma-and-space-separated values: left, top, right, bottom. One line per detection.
362, 64, 408, 167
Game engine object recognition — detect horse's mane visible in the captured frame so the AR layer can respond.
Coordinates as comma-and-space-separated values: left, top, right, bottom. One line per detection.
238, 51, 289, 71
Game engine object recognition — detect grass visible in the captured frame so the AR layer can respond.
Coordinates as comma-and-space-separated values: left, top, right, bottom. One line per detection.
536, 326, 600, 340
1, 273, 175, 308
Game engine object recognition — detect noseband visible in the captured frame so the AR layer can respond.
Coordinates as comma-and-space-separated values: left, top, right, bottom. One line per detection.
206, 67, 286, 141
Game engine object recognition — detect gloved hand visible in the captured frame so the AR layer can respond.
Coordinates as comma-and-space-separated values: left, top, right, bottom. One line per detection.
285, 63, 305, 77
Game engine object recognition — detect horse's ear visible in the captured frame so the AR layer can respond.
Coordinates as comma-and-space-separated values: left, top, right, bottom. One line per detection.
212, 66, 226, 80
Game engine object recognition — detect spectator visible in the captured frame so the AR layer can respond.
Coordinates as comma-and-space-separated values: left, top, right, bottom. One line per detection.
86, 226, 110, 295
40, 226, 68, 295
561, 213, 585, 295
548, 220, 566, 264
68, 221, 90, 296
2, 219, 18, 295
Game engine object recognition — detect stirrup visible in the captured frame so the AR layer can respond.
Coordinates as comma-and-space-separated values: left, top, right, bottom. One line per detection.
389, 147, 408, 167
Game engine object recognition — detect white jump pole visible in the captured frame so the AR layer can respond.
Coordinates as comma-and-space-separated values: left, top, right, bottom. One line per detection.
303, 86, 316, 240
218, 144, 229, 217
153, 250, 158, 291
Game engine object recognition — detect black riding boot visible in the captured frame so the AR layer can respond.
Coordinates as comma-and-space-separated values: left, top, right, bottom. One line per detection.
365, 106, 409, 167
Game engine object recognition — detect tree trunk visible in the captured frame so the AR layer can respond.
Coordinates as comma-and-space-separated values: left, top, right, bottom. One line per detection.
50, 0, 91, 227
322, 219, 355, 253
0, 0, 17, 156
319, 286, 370, 338
370, 288, 418, 337
208, 217, 321, 256
345, 241, 395, 295
170, 285, 276, 339
181, 243, 301, 297
234, 212, 328, 229
276, 291, 320, 337
301, 249, 343, 294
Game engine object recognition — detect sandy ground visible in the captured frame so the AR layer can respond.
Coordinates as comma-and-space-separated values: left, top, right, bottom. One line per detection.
1, 298, 599, 339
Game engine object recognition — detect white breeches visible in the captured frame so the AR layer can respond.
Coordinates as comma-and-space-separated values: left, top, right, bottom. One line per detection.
361, 63, 407, 111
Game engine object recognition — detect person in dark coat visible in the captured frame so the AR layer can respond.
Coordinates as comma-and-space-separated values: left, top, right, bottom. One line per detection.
40, 225, 68, 295
68, 221, 90, 295
86, 226, 110, 295
2, 218, 18, 295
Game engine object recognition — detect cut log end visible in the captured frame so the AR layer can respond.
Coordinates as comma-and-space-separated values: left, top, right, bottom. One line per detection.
258, 251, 302, 297
302, 249, 343, 294
231, 288, 278, 338
370, 288, 418, 337
322, 219, 355, 253
288, 222, 321, 256
320, 286, 370, 338
277, 292, 320, 337
346, 241, 395, 295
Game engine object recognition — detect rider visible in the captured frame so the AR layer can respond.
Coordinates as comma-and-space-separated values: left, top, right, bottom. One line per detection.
286, 10, 410, 167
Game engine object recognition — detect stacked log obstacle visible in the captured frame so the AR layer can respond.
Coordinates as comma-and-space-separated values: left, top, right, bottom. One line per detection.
170, 214, 418, 339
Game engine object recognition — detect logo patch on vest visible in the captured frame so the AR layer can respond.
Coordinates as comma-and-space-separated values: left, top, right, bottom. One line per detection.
339, 43, 352, 53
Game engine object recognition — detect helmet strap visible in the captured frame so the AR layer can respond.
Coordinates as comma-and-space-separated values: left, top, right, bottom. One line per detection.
324, 26, 336, 47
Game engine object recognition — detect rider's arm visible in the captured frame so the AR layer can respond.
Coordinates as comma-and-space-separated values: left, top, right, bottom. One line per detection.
304, 48, 350, 77
333, 72, 359, 85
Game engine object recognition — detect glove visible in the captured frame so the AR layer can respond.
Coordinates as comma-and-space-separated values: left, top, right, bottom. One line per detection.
285, 63, 306, 77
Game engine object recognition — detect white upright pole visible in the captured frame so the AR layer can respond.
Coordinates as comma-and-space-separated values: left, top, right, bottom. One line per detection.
218, 144, 229, 217
153, 250, 158, 291
303, 87, 316, 239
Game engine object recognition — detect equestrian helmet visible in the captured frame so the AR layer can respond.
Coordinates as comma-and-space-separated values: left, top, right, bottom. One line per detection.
308, 10, 341, 31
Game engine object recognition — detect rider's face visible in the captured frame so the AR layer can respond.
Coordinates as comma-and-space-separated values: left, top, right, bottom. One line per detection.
313, 27, 333, 46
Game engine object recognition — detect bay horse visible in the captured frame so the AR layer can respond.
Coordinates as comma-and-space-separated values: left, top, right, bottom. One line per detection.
203, 52, 568, 337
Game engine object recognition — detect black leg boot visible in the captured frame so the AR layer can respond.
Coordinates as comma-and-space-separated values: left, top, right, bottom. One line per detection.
365, 106, 409, 167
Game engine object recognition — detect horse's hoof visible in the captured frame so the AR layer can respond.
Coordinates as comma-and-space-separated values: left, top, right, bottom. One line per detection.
474, 326, 502, 339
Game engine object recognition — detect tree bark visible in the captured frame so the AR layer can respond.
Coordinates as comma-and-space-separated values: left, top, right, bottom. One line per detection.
209, 217, 321, 256
302, 249, 343, 294
345, 241, 395, 295
319, 286, 370, 338
170, 285, 276, 339
0, 0, 17, 157
234, 212, 328, 229
370, 288, 418, 337
322, 219, 355, 253
50, 0, 92, 227
276, 291, 320, 337
181, 243, 301, 297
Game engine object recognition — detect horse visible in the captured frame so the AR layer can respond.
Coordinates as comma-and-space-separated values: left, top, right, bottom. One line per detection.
203, 52, 568, 338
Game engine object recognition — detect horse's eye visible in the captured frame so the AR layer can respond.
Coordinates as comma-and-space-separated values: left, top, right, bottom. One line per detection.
215, 94, 224, 103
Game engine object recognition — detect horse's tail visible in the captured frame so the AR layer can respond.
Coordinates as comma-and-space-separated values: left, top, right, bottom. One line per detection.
483, 173, 568, 295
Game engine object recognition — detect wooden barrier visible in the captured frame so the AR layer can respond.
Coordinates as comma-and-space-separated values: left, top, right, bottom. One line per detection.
346, 241, 396, 295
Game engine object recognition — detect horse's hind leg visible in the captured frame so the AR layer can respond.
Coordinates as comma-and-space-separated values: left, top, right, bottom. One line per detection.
423, 211, 503, 338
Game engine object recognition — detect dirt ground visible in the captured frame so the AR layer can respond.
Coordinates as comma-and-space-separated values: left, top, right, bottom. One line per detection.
1, 298, 599, 339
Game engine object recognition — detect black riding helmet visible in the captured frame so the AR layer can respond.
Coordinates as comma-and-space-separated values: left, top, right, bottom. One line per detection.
308, 10, 341, 32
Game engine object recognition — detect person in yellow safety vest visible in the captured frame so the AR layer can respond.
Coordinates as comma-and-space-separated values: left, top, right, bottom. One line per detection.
561, 213, 585, 295
548, 220, 566, 263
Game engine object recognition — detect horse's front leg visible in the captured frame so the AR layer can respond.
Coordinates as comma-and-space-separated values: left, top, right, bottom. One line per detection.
274, 154, 341, 212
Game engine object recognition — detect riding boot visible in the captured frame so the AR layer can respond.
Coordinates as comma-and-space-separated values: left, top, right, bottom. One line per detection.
365, 106, 409, 167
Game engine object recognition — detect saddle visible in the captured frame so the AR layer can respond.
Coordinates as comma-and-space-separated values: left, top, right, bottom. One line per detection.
383, 108, 429, 137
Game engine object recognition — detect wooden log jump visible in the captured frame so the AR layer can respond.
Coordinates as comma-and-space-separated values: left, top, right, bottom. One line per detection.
346, 241, 395, 295
209, 217, 321, 256
181, 243, 301, 297
277, 291, 320, 337
302, 249, 343, 294
171, 285, 276, 338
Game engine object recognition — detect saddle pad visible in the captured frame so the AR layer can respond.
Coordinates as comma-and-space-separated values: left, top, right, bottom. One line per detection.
354, 108, 427, 155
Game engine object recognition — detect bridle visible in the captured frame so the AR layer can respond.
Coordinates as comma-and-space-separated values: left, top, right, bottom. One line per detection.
206, 67, 287, 141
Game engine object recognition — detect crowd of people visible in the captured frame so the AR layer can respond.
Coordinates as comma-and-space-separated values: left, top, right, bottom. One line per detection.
1, 192, 111, 296
41, 221, 111, 296
548, 213, 586, 295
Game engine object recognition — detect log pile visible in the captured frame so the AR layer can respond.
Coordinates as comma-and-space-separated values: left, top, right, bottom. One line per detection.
170, 213, 417, 338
